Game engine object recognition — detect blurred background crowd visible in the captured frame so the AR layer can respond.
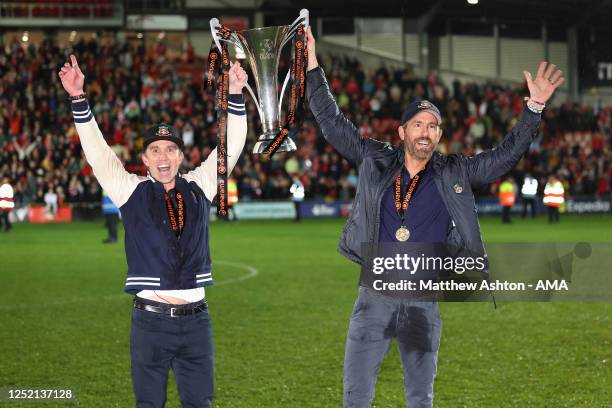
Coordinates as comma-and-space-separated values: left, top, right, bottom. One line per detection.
0, 36, 610, 214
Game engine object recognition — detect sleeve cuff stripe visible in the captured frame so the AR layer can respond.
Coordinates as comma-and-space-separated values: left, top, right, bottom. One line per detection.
228, 94, 245, 103
228, 108, 246, 116
71, 100, 89, 108
228, 101, 244, 108
73, 110, 92, 118
74, 114, 93, 123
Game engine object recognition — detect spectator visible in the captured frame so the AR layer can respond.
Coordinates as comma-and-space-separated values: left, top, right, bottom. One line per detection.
44, 186, 58, 215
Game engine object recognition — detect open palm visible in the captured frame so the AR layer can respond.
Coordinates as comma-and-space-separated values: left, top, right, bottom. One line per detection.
58, 54, 85, 97
523, 61, 564, 104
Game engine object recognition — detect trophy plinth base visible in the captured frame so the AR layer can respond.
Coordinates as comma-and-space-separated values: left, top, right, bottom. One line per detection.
252, 133, 297, 154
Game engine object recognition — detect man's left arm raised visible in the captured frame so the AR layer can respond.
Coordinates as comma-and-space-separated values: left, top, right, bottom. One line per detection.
466, 61, 565, 187
183, 61, 248, 201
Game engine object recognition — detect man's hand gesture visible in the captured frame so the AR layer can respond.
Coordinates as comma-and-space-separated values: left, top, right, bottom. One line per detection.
58, 54, 85, 97
523, 61, 565, 105
228, 61, 248, 94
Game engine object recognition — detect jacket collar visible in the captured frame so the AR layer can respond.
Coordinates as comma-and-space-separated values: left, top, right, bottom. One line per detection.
151, 174, 186, 198
431, 151, 447, 176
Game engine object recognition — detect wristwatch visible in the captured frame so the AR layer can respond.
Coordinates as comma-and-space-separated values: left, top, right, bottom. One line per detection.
69, 93, 86, 101
526, 98, 545, 114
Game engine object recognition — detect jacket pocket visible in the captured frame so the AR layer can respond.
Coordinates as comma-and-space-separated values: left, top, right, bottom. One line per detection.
447, 222, 464, 249
342, 219, 361, 258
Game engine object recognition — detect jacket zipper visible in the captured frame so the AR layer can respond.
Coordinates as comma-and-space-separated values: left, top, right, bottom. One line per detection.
372, 163, 403, 244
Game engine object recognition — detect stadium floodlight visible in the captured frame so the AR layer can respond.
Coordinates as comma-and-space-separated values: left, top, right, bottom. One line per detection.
467, 0, 479, 4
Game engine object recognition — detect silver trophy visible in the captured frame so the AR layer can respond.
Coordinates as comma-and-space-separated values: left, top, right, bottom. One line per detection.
210, 9, 309, 153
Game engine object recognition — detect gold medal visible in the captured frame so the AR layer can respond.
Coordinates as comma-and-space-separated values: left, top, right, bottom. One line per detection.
395, 226, 410, 242
393, 170, 423, 242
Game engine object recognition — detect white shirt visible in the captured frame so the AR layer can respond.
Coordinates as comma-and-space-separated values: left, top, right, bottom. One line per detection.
137, 288, 205, 303
521, 177, 538, 197
290, 181, 305, 201
44, 192, 58, 206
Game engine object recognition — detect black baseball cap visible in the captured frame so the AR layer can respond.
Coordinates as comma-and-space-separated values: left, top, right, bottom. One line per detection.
143, 123, 184, 149
401, 100, 442, 125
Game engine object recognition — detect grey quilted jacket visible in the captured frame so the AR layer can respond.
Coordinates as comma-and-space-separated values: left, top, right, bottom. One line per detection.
306, 67, 541, 268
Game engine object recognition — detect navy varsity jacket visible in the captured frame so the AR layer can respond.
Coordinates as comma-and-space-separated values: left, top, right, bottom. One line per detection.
71, 96, 247, 294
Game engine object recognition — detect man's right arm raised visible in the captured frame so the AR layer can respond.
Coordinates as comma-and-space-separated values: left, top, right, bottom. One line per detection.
60, 55, 141, 208
305, 27, 385, 166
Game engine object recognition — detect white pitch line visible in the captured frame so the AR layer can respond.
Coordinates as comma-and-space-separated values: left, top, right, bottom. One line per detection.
214, 260, 259, 286
0, 260, 259, 310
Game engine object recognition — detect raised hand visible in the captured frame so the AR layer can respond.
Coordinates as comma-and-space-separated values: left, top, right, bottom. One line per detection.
306, 26, 318, 71
228, 61, 248, 94
58, 54, 85, 97
523, 61, 565, 105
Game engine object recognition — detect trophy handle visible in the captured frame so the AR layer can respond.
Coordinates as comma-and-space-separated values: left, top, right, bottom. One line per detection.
210, 18, 262, 115
278, 70, 291, 115
281, 9, 309, 49
210, 19, 246, 54
299, 8, 309, 29
209, 18, 224, 53
277, 9, 309, 119
245, 83, 263, 119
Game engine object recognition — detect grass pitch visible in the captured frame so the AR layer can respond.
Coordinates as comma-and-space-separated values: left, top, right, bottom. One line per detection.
0, 215, 611, 407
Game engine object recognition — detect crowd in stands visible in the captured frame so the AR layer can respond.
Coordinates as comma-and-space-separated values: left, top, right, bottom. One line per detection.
0, 34, 610, 216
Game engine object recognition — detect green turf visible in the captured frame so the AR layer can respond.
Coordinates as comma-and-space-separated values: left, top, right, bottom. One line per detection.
0, 215, 611, 407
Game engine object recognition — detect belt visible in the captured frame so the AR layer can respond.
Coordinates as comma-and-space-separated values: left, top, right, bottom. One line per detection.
133, 299, 208, 317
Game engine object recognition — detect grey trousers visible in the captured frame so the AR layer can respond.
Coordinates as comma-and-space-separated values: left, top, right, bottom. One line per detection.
344, 287, 442, 408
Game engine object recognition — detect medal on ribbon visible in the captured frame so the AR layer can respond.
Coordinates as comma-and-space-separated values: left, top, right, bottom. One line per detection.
394, 170, 423, 242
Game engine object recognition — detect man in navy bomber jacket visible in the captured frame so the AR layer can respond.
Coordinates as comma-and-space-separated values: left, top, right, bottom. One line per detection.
59, 54, 248, 407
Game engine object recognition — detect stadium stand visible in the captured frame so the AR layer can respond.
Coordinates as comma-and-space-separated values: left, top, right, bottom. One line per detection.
0, 36, 610, 217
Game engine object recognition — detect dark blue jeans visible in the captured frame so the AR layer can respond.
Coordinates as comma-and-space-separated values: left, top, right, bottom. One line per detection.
130, 298, 214, 408
344, 287, 442, 408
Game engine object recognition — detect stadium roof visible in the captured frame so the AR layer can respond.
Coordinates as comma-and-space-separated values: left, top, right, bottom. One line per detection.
217, 0, 612, 29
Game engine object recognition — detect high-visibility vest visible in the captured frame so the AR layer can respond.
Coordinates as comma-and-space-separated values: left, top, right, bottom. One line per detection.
498, 181, 515, 207
0, 183, 15, 212
521, 177, 538, 198
543, 181, 564, 207
228, 178, 238, 206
